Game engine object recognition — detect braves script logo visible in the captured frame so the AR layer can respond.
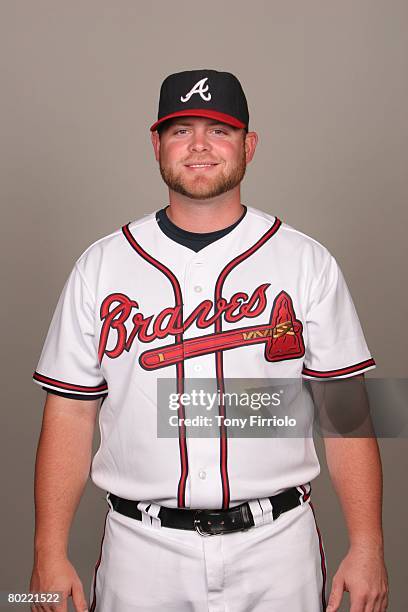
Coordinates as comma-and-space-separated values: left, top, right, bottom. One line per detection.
180, 77, 212, 102
98, 284, 305, 370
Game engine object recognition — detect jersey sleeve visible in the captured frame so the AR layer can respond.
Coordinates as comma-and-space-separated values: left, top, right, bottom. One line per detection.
33, 262, 108, 398
301, 253, 376, 379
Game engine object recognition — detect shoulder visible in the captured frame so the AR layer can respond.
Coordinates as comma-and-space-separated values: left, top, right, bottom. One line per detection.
73, 210, 158, 274
78, 211, 157, 261
247, 205, 334, 268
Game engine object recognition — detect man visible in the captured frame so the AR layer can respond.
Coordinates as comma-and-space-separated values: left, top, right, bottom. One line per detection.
30, 69, 388, 611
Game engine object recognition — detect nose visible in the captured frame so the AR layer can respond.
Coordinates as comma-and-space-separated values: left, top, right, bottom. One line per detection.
188, 130, 211, 153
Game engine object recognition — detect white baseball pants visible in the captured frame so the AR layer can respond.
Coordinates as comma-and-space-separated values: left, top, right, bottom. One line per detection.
89, 496, 327, 612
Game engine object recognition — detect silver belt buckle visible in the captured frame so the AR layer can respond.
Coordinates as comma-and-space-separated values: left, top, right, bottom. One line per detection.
194, 510, 222, 536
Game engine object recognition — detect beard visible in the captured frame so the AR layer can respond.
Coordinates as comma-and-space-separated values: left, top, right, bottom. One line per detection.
159, 148, 247, 200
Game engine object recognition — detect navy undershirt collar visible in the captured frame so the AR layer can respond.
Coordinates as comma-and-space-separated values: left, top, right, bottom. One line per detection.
155, 205, 247, 252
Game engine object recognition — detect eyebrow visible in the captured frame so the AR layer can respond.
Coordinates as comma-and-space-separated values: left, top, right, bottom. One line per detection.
170, 120, 231, 128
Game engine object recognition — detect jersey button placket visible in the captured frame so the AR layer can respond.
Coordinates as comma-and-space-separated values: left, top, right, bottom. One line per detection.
182, 259, 220, 508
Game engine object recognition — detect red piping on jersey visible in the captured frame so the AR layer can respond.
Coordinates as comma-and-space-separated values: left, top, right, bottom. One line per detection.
302, 358, 375, 379
89, 509, 109, 612
122, 223, 189, 508
33, 372, 108, 393
309, 501, 327, 611
214, 216, 282, 509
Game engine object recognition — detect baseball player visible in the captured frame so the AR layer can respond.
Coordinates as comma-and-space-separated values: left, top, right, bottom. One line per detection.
30, 70, 388, 612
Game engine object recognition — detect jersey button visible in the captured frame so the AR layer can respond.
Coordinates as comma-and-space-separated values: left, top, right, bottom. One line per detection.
198, 470, 207, 480
194, 364, 202, 372
194, 285, 203, 293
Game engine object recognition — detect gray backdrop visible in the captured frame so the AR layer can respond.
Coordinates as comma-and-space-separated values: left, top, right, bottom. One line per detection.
1, 1, 407, 610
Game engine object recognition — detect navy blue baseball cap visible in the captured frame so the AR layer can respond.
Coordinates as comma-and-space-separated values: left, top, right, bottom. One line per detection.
150, 69, 249, 131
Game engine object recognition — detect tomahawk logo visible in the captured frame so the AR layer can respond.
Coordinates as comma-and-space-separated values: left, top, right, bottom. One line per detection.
180, 77, 212, 102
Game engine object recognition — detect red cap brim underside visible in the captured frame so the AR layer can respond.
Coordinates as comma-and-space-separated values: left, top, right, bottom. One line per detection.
150, 109, 246, 131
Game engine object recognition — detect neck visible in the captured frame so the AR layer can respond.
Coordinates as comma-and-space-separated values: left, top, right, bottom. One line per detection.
166, 186, 244, 232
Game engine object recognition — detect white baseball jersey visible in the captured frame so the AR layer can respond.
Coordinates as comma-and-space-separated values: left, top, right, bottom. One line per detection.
33, 205, 375, 510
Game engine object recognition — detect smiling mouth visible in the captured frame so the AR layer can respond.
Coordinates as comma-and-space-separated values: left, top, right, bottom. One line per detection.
184, 163, 220, 169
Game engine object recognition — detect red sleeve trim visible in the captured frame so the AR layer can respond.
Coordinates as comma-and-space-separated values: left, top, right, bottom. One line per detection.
33, 371, 108, 393
302, 358, 376, 379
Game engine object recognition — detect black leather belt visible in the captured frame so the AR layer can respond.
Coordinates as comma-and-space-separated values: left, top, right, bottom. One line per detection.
108, 487, 303, 536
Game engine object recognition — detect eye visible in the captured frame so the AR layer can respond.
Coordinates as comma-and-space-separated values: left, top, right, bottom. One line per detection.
174, 128, 189, 135
212, 129, 227, 135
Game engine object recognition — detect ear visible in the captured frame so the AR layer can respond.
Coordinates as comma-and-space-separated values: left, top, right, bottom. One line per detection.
151, 130, 160, 161
244, 131, 258, 164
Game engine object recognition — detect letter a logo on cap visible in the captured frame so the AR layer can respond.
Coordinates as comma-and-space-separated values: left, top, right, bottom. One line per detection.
180, 77, 212, 103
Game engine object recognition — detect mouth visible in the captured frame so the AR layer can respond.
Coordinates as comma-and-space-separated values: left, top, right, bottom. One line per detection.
184, 162, 220, 170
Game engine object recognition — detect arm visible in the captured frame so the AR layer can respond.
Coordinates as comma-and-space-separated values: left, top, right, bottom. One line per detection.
324, 434, 383, 550
30, 392, 99, 612
311, 376, 389, 612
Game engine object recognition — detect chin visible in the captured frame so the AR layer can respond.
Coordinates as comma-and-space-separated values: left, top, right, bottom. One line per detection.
183, 187, 231, 200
